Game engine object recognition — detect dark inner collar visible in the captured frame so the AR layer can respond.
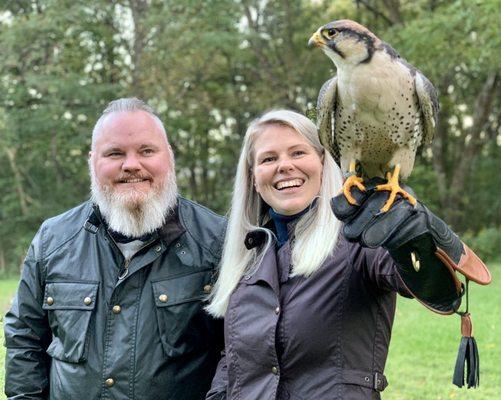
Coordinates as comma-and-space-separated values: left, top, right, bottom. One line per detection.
268, 205, 311, 247
108, 229, 155, 244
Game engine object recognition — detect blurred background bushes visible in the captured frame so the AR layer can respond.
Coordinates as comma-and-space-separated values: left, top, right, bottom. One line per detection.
0, 0, 499, 276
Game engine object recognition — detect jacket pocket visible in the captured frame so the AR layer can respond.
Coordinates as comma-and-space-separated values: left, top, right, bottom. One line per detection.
42, 281, 99, 363
152, 270, 213, 357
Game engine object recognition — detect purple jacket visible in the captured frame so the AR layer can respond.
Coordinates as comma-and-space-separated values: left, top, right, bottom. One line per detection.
206, 234, 411, 400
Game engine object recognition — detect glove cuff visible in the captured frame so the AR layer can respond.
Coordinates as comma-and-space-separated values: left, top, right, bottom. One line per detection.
435, 243, 491, 285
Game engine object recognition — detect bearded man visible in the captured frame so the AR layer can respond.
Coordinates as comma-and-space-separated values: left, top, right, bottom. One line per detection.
4, 98, 226, 400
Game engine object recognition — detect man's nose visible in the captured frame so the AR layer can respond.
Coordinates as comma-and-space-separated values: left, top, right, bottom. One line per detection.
122, 154, 141, 172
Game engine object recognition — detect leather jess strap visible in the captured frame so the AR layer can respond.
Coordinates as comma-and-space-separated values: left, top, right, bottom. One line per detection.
336, 369, 388, 392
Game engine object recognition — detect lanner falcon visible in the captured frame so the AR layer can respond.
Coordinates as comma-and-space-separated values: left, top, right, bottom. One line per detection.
309, 19, 439, 212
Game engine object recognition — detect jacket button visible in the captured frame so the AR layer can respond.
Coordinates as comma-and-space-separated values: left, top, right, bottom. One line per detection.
105, 378, 115, 387
275, 307, 280, 315
159, 294, 168, 303
112, 305, 122, 314
175, 242, 181, 248
271, 366, 279, 375
83, 297, 92, 306
203, 284, 212, 294
155, 245, 162, 252
46, 297, 54, 306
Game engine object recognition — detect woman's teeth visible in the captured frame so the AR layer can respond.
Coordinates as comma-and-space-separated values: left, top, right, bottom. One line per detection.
276, 179, 303, 190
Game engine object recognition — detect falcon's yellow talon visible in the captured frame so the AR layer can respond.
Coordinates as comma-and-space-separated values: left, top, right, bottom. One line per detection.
343, 174, 366, 205
407, 196, 417, 206
376, 164, 416, 212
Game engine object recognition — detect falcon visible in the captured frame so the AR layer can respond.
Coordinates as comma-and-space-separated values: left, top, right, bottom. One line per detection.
308, 19, 438, 212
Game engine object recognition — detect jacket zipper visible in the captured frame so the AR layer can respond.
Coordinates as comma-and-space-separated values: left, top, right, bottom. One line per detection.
117, 239, 158, 281
118, 258, 130, 280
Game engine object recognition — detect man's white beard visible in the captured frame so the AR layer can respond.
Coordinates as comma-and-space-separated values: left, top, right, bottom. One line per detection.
90, 168, 178, 238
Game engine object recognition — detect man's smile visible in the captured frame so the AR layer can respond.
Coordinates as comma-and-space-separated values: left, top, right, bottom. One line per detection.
115, 176, 151, 184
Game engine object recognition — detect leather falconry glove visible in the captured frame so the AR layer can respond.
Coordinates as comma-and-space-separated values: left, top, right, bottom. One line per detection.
331, 178, 491, 389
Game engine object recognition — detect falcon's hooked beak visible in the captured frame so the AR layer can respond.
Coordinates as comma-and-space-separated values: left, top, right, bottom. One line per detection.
308, 30, 325, 48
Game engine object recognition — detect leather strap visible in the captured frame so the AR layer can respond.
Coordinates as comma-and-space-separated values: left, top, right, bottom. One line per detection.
461, 313, 473, 337
337, 369, 388, 392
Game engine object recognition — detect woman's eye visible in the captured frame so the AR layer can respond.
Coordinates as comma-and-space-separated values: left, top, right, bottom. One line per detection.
292, 150, 306, 157
261, 156, 275, 163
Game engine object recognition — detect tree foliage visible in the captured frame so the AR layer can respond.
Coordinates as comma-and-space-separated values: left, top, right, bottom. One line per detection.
0, 0, 499, 274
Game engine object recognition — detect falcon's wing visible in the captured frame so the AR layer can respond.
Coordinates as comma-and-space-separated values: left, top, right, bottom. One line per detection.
415, 71, 439, 145
317, 77, 340, 164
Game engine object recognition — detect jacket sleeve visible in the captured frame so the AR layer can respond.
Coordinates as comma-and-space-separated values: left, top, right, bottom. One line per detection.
205, 350, 228, 400
4, 230, 51, 399
356, 244, 413, 298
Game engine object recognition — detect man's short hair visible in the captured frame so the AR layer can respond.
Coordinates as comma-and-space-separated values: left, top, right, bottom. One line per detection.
91, 97, 166, 149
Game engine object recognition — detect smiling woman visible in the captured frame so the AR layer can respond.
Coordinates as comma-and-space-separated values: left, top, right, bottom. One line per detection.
204, 109, 484, 400
252, 124, 324, 216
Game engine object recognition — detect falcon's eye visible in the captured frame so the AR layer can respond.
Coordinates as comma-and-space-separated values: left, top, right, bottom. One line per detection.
326, 28, 338, 37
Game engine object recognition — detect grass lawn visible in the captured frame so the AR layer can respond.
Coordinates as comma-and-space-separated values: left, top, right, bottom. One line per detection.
0, 263, 499, 399
384, 262, 500, 399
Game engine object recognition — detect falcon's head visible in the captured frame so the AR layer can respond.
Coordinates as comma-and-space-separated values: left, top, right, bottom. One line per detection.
308, 20, 381, 67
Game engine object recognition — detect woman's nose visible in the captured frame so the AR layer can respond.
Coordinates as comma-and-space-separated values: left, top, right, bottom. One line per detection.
277, 158, 294, 173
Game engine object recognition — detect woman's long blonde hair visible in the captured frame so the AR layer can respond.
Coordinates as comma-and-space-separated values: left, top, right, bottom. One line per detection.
206, 110, 343, 317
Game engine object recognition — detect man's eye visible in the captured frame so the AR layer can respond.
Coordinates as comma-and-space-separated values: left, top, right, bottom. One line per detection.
142, 148, 155, 155
106, 152, 123, 157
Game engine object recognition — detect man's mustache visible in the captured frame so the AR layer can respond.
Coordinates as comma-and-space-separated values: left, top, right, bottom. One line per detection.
113, 173, 153, 183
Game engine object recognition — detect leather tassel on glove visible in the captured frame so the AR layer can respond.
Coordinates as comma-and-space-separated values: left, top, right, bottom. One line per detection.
453, 312, 480, 388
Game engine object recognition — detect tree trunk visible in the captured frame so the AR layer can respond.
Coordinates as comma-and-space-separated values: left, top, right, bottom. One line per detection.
0, 247, 5, 274
355, 0, 394, 26
129, 0, 149, 98
448, 73, 498, 228
381, 0, 404, 25
51, 134, 65, 187
4, 147, 30, 216
431, 74, 454, 215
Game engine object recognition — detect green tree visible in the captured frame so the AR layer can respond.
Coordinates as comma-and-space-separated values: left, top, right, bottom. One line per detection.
0, 0, 125, 274
0, 0, 499, 274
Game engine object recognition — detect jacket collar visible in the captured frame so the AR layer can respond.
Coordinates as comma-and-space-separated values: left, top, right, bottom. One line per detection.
243, 217, 277, 250
83, 204, 103, 234
157, 203, 186, 248
244, 229, 269, 249
243, 244, 280, 295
